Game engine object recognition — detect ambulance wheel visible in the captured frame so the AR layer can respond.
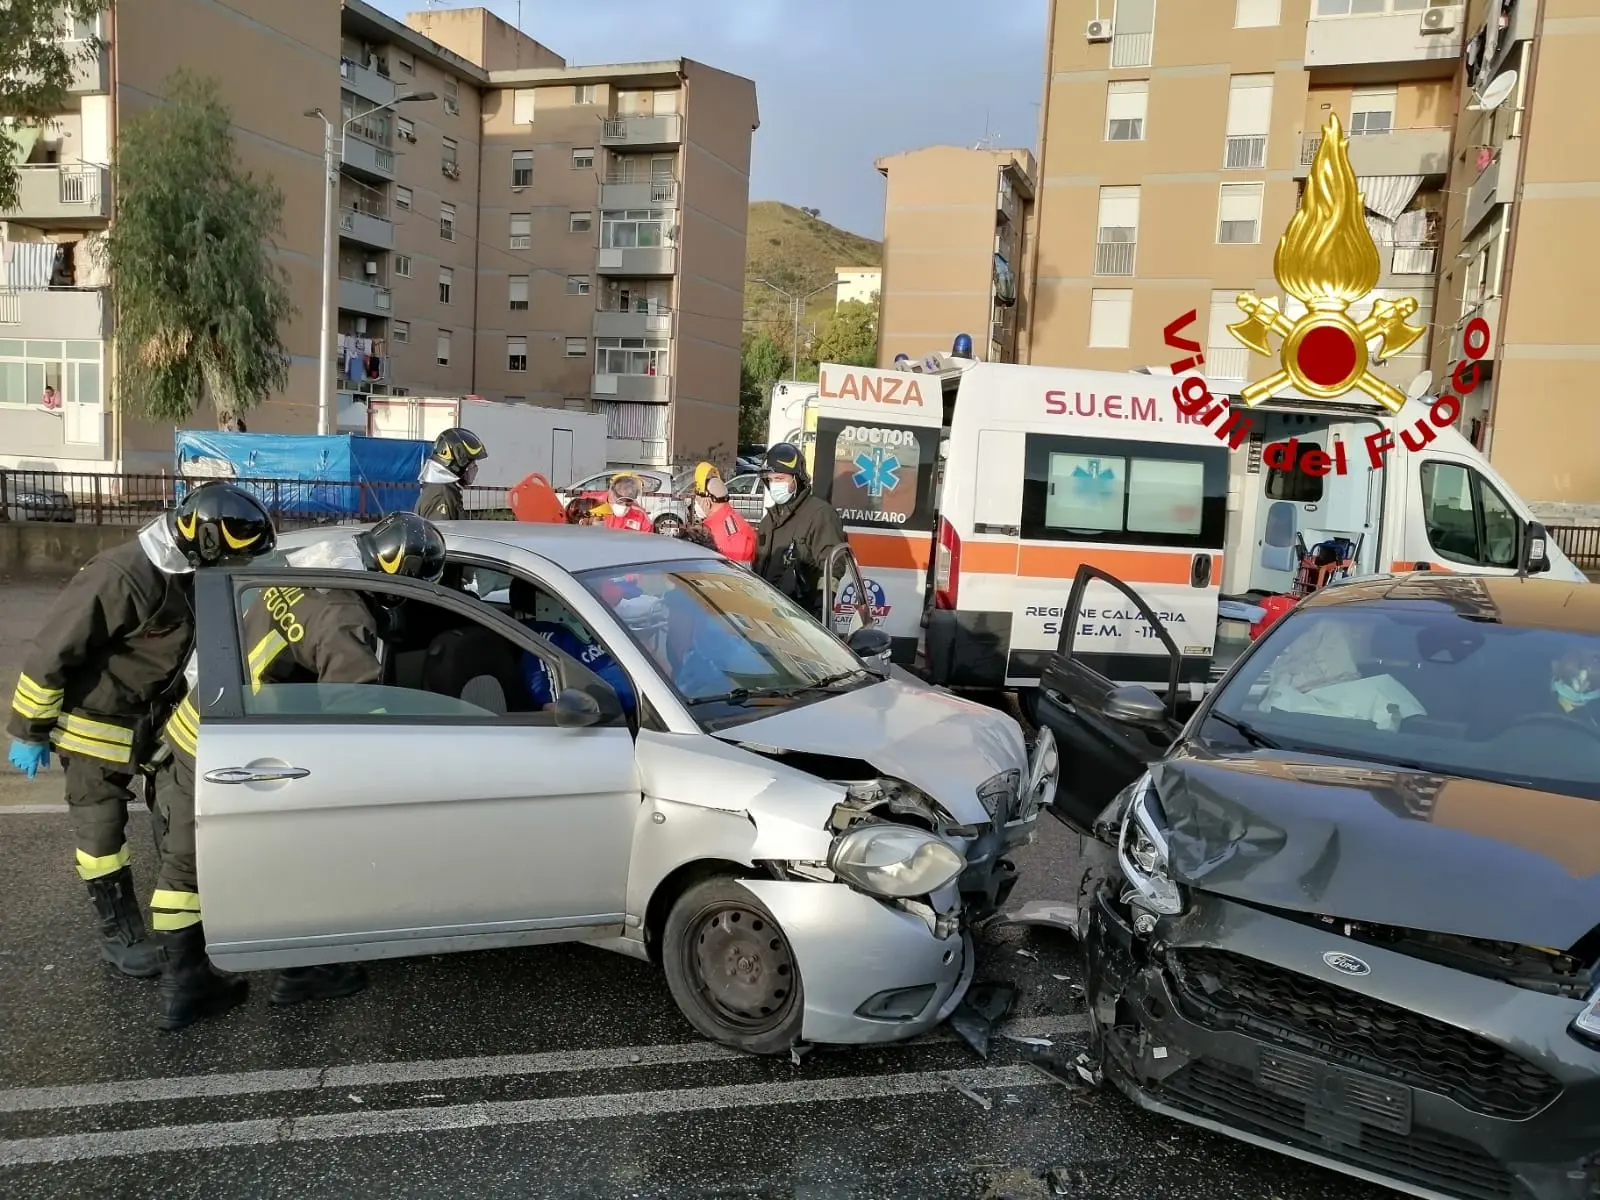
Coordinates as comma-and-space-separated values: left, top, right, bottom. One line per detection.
655, 514, 683, 538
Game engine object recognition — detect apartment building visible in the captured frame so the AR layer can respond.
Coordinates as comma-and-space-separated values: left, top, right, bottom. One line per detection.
0, 2, 757, 475
835, 266, 882, 308
875, 146, 1035, 367
1026, 0, 1600, 505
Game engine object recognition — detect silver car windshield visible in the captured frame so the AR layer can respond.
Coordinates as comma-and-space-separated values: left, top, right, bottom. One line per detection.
1205, 605, 1600, 800
578, 557, 872, 725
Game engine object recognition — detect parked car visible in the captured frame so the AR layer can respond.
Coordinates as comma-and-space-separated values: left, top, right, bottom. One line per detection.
190, 524, 1056, 1054
553, 468, 687, 535
1036, 565, 1600, 1200
736, 444, 767, 476
723, 472, 771, 523
5, 486, 75, 523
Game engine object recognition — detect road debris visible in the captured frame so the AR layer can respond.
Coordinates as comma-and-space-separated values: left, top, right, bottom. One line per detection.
1014, 948, 1040, 961
947, 981, 1018, 1059
1001, 1034, 1053, 1048
949, 1079, 994, 1111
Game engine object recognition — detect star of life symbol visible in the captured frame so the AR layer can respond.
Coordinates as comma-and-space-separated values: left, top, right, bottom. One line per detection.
852, 446, 901, 498
1225, 113, 1426, 413
1072, 458, 1118, 499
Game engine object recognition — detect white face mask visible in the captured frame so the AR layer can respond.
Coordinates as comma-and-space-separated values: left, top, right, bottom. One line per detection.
768, 480, 794, 505
610, 503, 628, 517
694, 498, 712, 520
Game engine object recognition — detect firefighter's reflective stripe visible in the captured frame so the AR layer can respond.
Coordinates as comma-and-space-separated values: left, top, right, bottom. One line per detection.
164, 696, 199, 758
75, 844, 131, 881
150, 888, 201, 931
49, 714, 135, 764
11, 674, 64, 722
247, 630, 289, 694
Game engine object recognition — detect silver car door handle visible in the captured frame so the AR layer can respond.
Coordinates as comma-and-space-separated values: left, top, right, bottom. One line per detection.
203, 766, 311, 784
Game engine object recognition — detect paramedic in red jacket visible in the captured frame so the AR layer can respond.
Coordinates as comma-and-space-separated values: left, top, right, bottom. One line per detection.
602, 473, 654, 532
695, 473, 756, 565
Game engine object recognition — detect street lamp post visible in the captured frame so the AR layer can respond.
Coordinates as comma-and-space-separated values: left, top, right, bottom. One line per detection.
305, 90, 435, 436
756, 278, 836, 380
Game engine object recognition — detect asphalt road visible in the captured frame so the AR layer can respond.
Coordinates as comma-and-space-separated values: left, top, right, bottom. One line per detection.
0, 577, 1389, 1198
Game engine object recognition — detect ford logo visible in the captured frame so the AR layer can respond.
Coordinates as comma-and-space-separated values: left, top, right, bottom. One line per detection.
1322, 951, 1371, 977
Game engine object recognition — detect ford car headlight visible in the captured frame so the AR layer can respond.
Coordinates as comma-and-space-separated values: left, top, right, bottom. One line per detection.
1117, 774, 1184, 917
830, 825, 966, 898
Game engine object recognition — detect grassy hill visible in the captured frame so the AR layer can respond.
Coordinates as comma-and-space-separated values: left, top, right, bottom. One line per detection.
744, 202, 881, 332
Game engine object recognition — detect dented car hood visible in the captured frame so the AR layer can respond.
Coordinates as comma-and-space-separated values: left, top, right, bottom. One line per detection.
712, 679, 1028, 826
1152, 748, 1600, 950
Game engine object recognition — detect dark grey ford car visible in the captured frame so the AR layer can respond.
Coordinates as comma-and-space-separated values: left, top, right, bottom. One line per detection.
1037, 568, 1600, 1200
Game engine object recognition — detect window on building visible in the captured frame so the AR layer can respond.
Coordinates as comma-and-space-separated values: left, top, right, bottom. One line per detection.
439, 267, 453, 304
1105, 81, 1148, 142
437, 330, 451, 366
507, 337, 527, 372
1235, 0, 1282, 25
1206, 289, 1250, 380
1094, 186, 1140, 276
511, 150, 533, 188
1350, 87, 1397, 136
574, 85, 597, 105
1218, 182, 1265, 243
509, 275, 529, 310
397, 116, 415, 143
566, 275, 591, 296
443, 78, 460, 115
572, 147, 594, 170
1088, 289, 1134, 348
565, 337, 588, 357
0, 340, 104, 445
439, 202, 455, 241
1316, 0, 1423, 14
569, 211, 593, 234
397, 52, 414, 74
595, 336, 668, 376
510, 212, 531, 250
442, 137, 458, 177
1111, 0, 1156, 68
395, 186, 412, 210
1224, 75, 1272, 169
600, 209, 671, 249
395, 255, 412, 278
393, 321, 410, 344
512, 89, 535, 124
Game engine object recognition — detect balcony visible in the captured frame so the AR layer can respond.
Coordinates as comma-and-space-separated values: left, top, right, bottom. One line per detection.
599, 178, 679, 209
1304, 4, 1464, 75
340, 134, 395, 183
1224, 136, 1267, 170
594, 306, 673, 339
596, 246, 676, 277
337, 277, 392, 317
339, 207, 394, 251
599, 113, 683, 151
1295, 126, 1452, 179
0, 287, 109, 338
340, 57, 397, 108
65, 38, 109, 94
1094, 239, 1136, 277
592, 372, 670, 403
1464, 138, 1519, 237
1487, 0, 1536, 77
2, 165, 110, 223
1205, 346, 1252, 381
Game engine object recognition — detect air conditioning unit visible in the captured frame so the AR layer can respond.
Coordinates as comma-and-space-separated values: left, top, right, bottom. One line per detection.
1086, 18, 1113, 41
355, 317, 368, 334
1421, 6, 1457, 33
399, 130, 416, 142
364, 261, 377, 275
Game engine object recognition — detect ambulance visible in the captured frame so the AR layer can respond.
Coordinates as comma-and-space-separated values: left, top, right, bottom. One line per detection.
806, 357, 1583, 700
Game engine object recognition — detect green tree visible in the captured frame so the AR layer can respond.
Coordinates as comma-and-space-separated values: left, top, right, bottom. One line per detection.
99, 71, 294, 427
0, 0, 109, 211
812, 298, 879, 368
739, 330, 784, 444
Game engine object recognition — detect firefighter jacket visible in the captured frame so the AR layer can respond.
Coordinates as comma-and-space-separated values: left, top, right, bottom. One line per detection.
7, 521, 194, 766
754, 486, 848, 607
417, 481, 464, 521
163, 537, 383, 766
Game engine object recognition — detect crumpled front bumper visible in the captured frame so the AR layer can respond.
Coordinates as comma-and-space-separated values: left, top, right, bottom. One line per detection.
1083, 885, 1600, 1200
739, 878, 972, 1045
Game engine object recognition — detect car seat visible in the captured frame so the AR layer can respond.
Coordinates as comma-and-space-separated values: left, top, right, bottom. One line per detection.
419, 625, 529, 714
1261, 502, 1297, 572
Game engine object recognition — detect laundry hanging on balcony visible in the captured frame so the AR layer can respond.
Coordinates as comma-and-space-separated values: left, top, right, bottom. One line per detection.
337, 333, 385, 382
1358, 176, 1425, 223
4, 240, 60, 290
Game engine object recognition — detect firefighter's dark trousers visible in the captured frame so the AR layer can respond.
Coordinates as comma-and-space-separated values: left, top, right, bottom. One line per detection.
63, 752, 142, 881
149, 754, 201, 933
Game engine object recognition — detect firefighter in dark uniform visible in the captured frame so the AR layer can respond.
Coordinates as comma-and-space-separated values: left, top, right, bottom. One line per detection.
753, 442, 848, 617
415, 426, 488, 521
153, 512, 448, 1031
5, 483, 276, 977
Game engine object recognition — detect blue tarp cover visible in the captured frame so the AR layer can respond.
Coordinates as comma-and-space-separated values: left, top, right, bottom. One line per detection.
173, 431, 429, 518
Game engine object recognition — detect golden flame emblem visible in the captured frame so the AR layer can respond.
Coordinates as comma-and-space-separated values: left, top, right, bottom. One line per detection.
1226, 114, 1425, 411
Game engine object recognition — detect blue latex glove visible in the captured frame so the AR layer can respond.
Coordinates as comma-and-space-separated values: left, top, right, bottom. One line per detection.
7, 739, 50, 779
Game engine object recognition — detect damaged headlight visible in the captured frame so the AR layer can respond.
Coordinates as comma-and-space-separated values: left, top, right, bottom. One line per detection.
1117, 774, 1184, 919
1023, 725, 1059, 817
1572, 985, 1600, 1044
829, 825, 966, 898
977, 769, 1021, 820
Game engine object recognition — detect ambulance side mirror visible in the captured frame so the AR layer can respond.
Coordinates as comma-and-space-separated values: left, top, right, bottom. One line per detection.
1520, 522, 1551, 576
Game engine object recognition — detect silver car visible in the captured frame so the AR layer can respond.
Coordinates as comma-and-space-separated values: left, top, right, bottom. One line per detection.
190, 523, 1056, 1053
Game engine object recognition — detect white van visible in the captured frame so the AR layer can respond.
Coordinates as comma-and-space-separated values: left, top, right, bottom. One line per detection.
807, 359, 1584, 697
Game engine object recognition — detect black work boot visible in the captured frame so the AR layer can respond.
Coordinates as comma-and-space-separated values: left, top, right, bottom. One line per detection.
268, 964, 368, 1006
157, 923, 247, 1032
86, 867, 164, 978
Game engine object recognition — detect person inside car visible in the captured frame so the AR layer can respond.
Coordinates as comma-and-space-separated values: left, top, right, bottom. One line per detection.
507, 579, 636, 718
602, 474, 654, 533
1550, 645, 1600, 729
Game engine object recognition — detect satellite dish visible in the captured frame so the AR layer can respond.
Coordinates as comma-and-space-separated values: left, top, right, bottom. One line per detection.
1406, 371, 1434, 401
1470, 71, 1518, 112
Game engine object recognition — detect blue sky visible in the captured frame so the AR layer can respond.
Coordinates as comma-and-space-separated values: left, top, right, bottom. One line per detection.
375, 0, 1049, 239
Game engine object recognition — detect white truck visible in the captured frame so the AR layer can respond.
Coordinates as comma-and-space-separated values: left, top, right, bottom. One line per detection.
366, 397, 606, 505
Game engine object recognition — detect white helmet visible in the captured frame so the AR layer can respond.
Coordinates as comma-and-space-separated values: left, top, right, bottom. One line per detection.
615, 592, 669, 658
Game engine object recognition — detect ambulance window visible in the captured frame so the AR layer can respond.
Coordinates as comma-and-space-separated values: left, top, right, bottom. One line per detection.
1023, 434, 1227, 548
812, 420, 938, 532
1419, 462, 1518, 569
1266, 461, 1323, 503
